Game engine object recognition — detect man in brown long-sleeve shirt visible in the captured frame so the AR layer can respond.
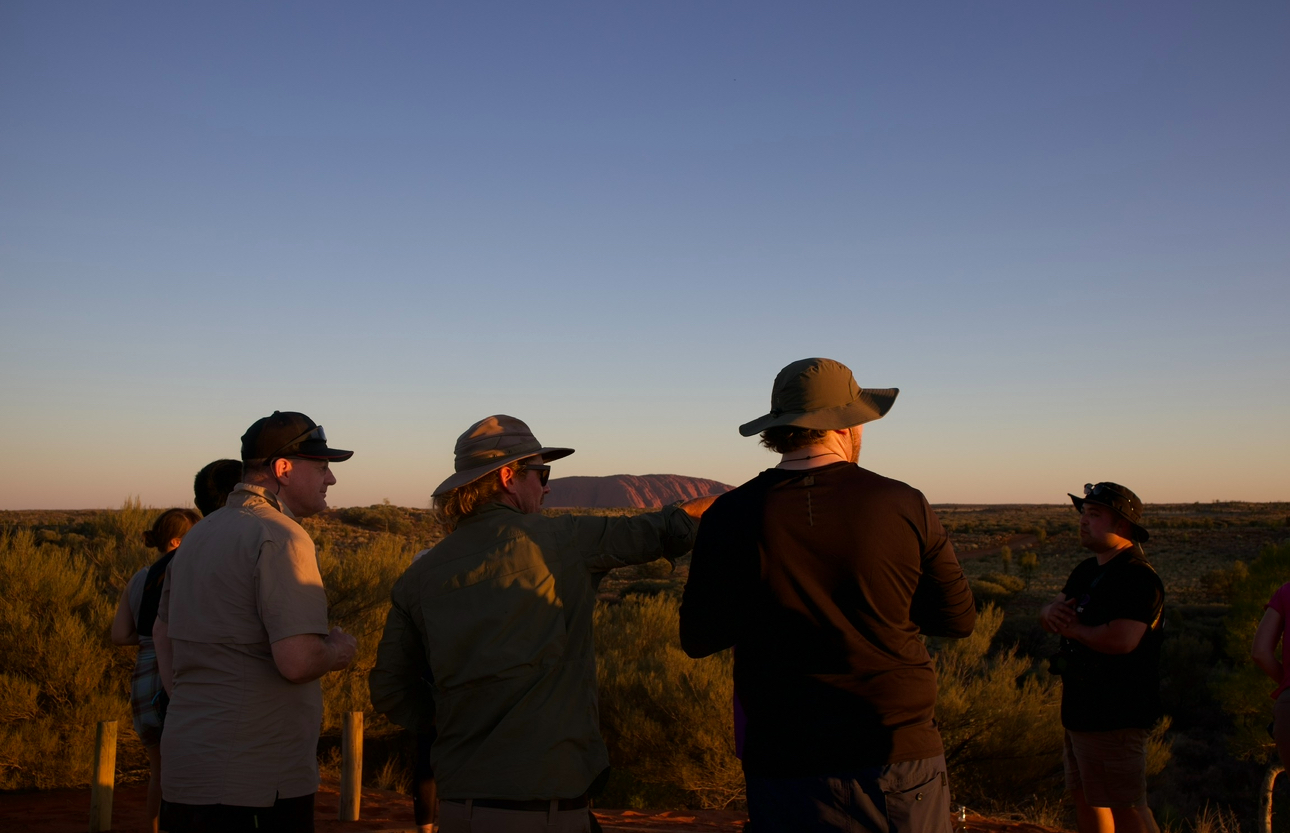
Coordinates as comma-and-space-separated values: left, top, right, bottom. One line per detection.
680, 358, 975, 833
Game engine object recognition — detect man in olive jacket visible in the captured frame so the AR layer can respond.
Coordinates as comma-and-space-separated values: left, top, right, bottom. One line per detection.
371, 415, 713, 833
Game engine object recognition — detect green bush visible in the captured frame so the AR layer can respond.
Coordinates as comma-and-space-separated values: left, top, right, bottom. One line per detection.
594, 594, 743, 809
932, 604, 1066, 807
318, 533, 418, 732
0, 528, 144, 789
1217, 541, 1290, 761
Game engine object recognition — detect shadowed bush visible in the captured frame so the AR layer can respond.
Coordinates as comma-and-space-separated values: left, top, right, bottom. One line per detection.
317, 532, 419, 732
1217, 540, 1290, 762
594, 593, 744, 810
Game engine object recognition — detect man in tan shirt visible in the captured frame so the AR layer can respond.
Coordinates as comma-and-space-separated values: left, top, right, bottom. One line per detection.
155, 411, 357, 833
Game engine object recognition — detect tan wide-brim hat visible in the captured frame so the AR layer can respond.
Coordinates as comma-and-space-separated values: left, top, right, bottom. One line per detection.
432, 415, 574, 497
738, 357, 898, 437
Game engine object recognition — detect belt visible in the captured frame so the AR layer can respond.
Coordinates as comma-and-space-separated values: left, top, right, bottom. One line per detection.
444, 795, 589, 812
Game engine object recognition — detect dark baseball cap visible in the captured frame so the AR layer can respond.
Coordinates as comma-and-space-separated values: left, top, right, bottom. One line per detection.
241, 411, 354, 463
1069, 481, 1149, 542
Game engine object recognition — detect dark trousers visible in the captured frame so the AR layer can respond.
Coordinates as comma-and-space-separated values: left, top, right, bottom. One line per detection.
161, 792, 315, 833
414, 730, 438, 826
745, 755, 951, 833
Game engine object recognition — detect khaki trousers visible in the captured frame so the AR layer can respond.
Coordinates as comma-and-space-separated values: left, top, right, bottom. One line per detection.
438, 799, 591, 833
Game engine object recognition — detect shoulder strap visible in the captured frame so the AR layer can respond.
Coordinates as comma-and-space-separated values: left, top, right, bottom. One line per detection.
136, 550, 177, 638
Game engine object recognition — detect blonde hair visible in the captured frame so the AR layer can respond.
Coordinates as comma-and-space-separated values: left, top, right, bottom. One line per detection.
433, 461, 525, 532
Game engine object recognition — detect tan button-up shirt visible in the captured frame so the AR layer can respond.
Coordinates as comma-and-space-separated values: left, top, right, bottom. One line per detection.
370, 502, 698, 800
158, 484, 330, 806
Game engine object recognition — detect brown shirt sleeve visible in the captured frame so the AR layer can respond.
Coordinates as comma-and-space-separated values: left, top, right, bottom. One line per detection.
256, 528, 329, 643
909, 493, 976, 638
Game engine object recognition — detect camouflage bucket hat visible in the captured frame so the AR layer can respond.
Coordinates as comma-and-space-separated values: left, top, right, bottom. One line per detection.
738, 358, 899, 437
432, 415, 574, 497
1069, 481, 1150, 543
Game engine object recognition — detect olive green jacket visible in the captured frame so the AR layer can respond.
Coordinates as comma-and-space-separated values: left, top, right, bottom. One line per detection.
369, 502, 698, 800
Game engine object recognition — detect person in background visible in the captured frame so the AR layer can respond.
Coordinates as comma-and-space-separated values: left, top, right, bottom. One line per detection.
1040, 482, 1164, 833
193, 458, 243, 517
155, 411, 357, 833
1252, 582, 1290, 769
111, 507, 202, 833
680, 357, 975, 833
371, 415, 713, 833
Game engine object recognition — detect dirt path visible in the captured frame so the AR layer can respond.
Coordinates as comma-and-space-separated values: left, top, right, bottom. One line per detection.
0, 779, 1066, 833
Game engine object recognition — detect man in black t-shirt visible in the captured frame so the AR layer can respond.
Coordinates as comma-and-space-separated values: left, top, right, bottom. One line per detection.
681, 358, 976, 833
1040, 482, 1164, 833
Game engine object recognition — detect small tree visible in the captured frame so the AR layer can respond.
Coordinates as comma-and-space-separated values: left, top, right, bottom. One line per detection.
1019, 551, 1038, 584
1000, 545, 1013, 574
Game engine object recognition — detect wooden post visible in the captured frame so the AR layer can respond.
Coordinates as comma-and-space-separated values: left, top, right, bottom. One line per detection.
89, 720, 117, 833
339, 711, 363, 821
1262, 761, 1284, 833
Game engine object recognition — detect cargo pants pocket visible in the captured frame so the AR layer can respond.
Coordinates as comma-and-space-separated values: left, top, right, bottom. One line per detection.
883, 768, 951, 833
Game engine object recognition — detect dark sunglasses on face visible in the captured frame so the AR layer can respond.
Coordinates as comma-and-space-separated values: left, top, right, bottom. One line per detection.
525, 465, 551, 487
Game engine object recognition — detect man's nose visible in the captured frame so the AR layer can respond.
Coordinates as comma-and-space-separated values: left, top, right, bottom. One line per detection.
325, 469, 338, 486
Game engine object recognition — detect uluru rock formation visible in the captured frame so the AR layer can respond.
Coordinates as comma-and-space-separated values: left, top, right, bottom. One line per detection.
545, 474, 732, 508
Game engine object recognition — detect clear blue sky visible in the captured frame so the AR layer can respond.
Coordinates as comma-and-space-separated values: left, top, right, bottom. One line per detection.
2, 2, 1287, 509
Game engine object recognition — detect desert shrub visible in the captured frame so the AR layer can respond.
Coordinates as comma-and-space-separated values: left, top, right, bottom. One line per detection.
1200, 562, 1249, 602
932, 604, 1066, 808
335, 501, 413, 536
982, 573, 1026, 593
318, 533, 418, 731
0, 528, 144, 789
970, 573, 1023, 606
1217, 541, 1290, 761
1000, 545, 1013, 573
594, 594, 743, 809
1019, 551, 1039, 581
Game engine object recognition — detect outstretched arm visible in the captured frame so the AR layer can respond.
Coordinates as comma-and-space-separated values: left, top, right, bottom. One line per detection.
1253, 608, 1285, 684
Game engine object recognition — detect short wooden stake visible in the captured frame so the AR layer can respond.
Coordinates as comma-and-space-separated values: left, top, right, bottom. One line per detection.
1263, 762, 1285, 833
89, 720, 117, 833
339, 711, 363, 821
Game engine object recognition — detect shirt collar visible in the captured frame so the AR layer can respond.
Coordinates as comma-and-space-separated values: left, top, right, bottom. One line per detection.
229, 482, 298, 521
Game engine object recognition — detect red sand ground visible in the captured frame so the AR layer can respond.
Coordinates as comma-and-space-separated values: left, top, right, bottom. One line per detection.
0, 777, 1065, 832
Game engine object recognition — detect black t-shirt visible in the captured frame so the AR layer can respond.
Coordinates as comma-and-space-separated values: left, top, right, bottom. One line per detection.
679, 463, 977, 774
1057, 547, 1165, 731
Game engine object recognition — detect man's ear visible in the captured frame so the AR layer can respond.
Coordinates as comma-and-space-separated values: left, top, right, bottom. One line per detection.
497, 466, 517, 493
273, 458, 294, 481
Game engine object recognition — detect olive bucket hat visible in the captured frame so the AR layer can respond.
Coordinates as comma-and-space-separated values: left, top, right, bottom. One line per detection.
432, 415, 574, 497
1069, 481, 1150, 543
738, 358, 899, 437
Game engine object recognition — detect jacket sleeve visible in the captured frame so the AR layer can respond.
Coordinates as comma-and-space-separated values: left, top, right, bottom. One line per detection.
369, 587, 435, 734
679, 498, 751, 658
569, 505, 699, 573
909, 496, 976, 638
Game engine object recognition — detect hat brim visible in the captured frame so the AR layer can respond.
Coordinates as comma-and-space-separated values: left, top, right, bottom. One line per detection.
432, 446, 574, 497
1069, 494, 1149, 542
293, 446, 354, 462
738, 389, 898, 437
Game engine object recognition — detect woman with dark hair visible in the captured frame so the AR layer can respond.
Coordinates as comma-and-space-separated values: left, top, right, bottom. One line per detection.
112, 507, 201, 833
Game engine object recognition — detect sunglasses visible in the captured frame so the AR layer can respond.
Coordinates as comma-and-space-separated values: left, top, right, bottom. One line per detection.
524, 464, 552, 487
1083, 483, 1123, 499
265, 425, 327, 462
